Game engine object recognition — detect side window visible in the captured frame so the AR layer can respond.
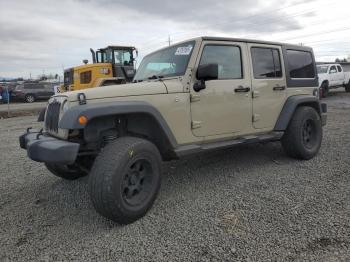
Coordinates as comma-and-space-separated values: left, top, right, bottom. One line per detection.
44, 84, 53, 90
337, 65, 342, 72
251, 47, 282, 78
199, 45, 242, 79
80, 71, 92, 84
286, 50, 315, 78
37, 84, 45, 89
272, 49, 282, 77
330, 65, 337, 73
25, 84, 39, 89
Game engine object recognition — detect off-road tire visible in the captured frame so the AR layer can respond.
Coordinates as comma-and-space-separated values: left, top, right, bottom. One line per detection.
45, 163, 87, 180
345, 81, 350, 93
25, 94, 35, 103
321, 82, 329, 98
89, 137, 161, 224
281, 106, 322, 160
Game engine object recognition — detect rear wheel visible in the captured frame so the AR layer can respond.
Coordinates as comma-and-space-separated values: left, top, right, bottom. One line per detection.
89, 137, 161, 224
45, 163, 87, 180
25, 94, 35, 103
321, 82, 329, 98
345, 81, 350, 93
281, 106, 322, 160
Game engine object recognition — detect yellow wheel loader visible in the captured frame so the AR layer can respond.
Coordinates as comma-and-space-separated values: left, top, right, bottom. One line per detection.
61, 46, 137, 92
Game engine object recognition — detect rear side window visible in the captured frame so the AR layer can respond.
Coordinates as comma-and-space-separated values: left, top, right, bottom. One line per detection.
44, 84, 53, 90
251, 47, 282, 78
287, 50, 315, 79
24, 83, 42, 89
337, 65, 342, 72
80, 71, 92, 84
199, 45, 243, 79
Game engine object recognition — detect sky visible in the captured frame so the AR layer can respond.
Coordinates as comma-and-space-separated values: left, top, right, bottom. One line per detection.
1, 0, 350, 78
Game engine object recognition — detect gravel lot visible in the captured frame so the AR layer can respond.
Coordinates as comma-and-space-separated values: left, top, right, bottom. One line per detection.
0, 91, 349, 261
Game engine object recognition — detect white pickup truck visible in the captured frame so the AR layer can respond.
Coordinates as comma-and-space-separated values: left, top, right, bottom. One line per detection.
317, 63, 350, 97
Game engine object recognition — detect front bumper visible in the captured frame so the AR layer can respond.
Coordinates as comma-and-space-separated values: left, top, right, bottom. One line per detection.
19, 130, 79, 164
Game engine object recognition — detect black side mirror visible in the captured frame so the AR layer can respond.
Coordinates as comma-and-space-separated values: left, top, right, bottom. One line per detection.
197, 64, 218, 81
194, 64, 218, 92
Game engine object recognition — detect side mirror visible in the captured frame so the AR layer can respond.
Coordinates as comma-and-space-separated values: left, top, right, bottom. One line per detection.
197, 63, 218, 81
330, 69, 337, 74
194, 64, 218, 92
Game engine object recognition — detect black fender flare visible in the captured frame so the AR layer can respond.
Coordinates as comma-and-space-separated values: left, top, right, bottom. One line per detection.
58, 101, 178, 148
274, 95, 326, 131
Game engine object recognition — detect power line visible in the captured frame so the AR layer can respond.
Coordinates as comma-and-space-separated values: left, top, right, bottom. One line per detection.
280, 26, 350, 42
139, 0, 328, 49
170, 0, 328, 38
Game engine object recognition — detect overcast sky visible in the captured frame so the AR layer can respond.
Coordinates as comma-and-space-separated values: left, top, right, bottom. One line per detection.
1, 0, 350, 78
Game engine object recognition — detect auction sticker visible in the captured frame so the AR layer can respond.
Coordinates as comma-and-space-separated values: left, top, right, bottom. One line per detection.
175, 45, 193, 55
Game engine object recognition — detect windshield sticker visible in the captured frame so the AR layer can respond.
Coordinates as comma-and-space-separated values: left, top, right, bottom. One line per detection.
175, 45, 193, 55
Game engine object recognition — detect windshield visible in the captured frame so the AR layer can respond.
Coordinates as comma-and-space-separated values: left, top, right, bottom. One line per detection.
114, 50, 133, 66
134, 41, 195, 81
104, 49, 133, 65
317, 65, 329, 74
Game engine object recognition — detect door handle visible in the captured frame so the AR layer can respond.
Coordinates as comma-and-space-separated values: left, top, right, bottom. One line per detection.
273, 85, 286, 91
234, 86, 250, 93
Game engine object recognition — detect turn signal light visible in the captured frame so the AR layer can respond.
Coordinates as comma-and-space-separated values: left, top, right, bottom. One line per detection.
78, 115, 88, 125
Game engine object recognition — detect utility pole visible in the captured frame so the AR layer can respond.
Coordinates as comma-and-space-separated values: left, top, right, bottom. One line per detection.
168, 35, 171, 46
6, 85, 10, 118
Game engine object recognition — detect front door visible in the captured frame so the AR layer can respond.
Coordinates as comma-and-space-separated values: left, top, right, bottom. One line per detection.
336, 65, 345, 85
248, 44, 287, 129
329, 65, 338, 86
190, 41, 252, 137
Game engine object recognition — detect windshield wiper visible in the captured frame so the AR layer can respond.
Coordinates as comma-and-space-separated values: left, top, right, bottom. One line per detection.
148, 75, 164, 80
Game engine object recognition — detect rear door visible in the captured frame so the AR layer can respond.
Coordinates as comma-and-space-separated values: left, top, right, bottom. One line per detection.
42, 84, 55, 98
24, 83, 37, 96
190, 41, 252, 137
336, 65, 345, 84
329, 65, 338, 86
33, 83, 46, 98
248, 44, 287, 129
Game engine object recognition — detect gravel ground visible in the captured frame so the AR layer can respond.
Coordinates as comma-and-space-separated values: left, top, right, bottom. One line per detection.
0, 91, 349, 261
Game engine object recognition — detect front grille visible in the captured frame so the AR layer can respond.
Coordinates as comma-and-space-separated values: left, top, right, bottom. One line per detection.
45, 101, 61, 132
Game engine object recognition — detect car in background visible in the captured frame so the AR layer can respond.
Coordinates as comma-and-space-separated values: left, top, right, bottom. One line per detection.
317, 64, 350, 97
11, 82, 55, 103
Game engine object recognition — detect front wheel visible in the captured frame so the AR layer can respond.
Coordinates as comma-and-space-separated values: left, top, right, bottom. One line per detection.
281, 106, 322, 160
321, 82, 329, 98
25, 94, 35, 103
89, 137, 161, 224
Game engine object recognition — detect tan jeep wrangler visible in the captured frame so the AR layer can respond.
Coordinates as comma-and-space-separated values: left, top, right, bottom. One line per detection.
20, 36, 327, 224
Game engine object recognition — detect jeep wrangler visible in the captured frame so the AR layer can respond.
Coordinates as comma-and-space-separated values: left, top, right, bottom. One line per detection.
20, 37, 327, 224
